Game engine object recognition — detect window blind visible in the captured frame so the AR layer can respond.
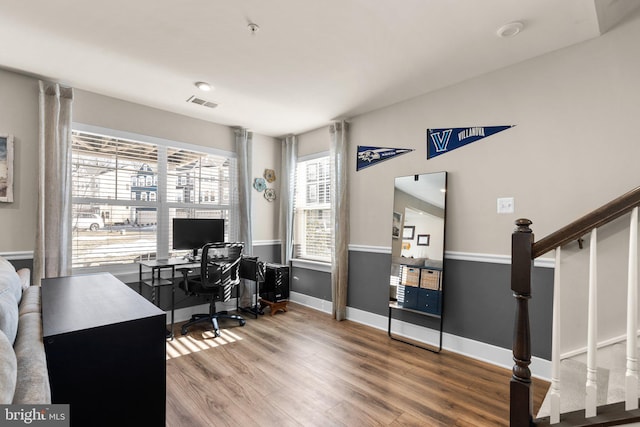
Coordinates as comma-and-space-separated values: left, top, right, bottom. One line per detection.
293, 155, 332, 262
71, 129, 236, 269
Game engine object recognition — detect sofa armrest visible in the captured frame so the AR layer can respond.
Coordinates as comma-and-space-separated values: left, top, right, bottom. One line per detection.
16, 269, 30, 292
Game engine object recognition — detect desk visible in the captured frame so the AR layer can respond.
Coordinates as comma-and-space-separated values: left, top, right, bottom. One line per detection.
138, 258, 199, 338
42, 273, 166, 426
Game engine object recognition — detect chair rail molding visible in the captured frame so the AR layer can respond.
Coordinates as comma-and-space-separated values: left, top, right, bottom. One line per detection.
0, 250, 34, 260
345, 246, 555, 268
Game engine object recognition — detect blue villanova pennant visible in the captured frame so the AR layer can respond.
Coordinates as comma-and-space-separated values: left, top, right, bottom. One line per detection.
427, 125, 514, 159
357, 146, 413, 171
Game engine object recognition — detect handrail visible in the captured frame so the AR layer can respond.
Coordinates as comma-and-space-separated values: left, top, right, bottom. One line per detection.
511, 184, 640, 426
532, 186, 640, 258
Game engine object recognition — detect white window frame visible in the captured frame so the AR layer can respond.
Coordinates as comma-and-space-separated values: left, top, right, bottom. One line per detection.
291, 151, 332, 272
71, 123, 237, 276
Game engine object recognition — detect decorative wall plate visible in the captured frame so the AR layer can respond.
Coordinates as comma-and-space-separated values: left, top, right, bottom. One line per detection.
264, 169, 276, 183
264, 188, 276, 202
253, 177, 266, 192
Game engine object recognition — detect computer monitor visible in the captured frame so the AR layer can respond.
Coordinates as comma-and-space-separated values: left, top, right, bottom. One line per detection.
172, 218, 225, 258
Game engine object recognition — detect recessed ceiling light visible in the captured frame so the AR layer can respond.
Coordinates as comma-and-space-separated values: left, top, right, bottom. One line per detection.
195, 81, 212, 92
497, 22, 524, 38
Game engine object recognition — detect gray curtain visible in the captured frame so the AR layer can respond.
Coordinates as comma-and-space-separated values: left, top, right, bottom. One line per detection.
235, 127, 253, 306
235, 127, 253, 253
330, 121, 349, 321
34, 82, 74, 285
279, 135, 297, 264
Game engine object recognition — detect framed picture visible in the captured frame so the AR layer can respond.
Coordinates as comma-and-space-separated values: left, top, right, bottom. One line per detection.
402, 225, 415, 240
417, 234, 430, 246
0, 135, 14, 203
392, 211, 402, 239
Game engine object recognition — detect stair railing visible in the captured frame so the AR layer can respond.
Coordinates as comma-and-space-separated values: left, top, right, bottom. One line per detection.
510, 186, 640, 426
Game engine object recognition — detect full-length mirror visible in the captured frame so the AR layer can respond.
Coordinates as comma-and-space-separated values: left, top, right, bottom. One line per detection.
389, 171, 447, 316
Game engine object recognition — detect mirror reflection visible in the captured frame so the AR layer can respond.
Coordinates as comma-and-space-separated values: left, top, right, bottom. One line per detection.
389, 171, 447, 315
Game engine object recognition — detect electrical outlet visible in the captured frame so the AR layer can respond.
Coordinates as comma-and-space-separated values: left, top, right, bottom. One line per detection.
497, 197, 514, 214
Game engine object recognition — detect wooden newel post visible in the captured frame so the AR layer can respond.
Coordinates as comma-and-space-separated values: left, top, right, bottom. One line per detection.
510, 218, 534, 427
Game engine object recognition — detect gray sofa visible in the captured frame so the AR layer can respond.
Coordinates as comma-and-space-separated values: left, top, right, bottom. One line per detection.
0, 256, 51, 404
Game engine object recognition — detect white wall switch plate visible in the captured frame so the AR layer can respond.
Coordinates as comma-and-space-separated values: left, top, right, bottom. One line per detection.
497, 197, 514, 214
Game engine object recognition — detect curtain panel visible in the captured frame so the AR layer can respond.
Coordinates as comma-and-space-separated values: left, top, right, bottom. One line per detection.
34, 82, 74, 285
279, 135, 297, 265
235, 127, 253, 307
330, 121, 349, 321
235, 127, 253, 254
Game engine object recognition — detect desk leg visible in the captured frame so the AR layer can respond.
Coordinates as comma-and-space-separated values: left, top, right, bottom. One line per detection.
169, 267, 175, 340
250, 280, 260, 318
168, 284, 175, 340
150, 269, 156, 304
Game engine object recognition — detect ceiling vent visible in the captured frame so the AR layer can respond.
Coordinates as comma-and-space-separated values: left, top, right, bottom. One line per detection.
186, 95, 218, 109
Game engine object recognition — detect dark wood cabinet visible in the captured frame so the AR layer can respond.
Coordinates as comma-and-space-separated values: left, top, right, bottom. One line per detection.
42, 273, 166, 426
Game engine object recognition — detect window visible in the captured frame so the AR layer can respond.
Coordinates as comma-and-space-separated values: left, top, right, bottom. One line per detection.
293, 155, 331, 262
71, 128, 236, 269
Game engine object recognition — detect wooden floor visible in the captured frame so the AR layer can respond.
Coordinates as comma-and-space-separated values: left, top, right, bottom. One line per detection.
166, 303, 549, 427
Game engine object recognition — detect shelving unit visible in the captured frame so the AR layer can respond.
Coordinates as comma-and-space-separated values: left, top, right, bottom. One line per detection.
388, 264, 444, 353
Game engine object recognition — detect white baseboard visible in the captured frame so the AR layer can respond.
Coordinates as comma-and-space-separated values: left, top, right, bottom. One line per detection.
289, 291, 551, 381
289, 291, 333, 314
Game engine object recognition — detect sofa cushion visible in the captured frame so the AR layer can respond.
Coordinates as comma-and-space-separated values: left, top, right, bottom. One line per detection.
0, 256, 22, 305
18, 286, 41, 316
0, 329, 17, 404
13, 312, 51, 404
0, 288, 18, 343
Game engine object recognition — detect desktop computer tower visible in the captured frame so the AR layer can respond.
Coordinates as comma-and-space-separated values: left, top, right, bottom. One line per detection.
260, 263, 290, 302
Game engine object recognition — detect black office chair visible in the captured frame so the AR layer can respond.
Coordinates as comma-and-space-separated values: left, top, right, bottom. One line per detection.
178, 242, 246, 337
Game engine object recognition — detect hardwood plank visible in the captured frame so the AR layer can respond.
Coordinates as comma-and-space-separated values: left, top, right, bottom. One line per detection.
166, 302, 549, 426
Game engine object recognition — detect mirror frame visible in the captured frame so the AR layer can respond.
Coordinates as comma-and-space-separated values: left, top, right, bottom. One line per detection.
389, 171, 447, 314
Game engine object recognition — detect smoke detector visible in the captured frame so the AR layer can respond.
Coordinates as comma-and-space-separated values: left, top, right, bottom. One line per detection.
497, 22, 524, 38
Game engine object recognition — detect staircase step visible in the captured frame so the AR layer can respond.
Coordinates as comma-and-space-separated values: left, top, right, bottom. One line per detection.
536, 341, 640, 420
537, 359, 610, 418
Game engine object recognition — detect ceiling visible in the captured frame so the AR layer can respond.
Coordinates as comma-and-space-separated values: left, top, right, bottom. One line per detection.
0, 0, 636, 137
395, 172, 447, 210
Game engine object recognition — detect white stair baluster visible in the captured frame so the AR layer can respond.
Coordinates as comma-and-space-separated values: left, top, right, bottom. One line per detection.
550, 246, 562, 424
626, 207, 639, 410
585, 228, 598, 418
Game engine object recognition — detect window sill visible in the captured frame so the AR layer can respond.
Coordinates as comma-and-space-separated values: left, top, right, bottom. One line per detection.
73, 264, 140, 284
291, 258, 332, 273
